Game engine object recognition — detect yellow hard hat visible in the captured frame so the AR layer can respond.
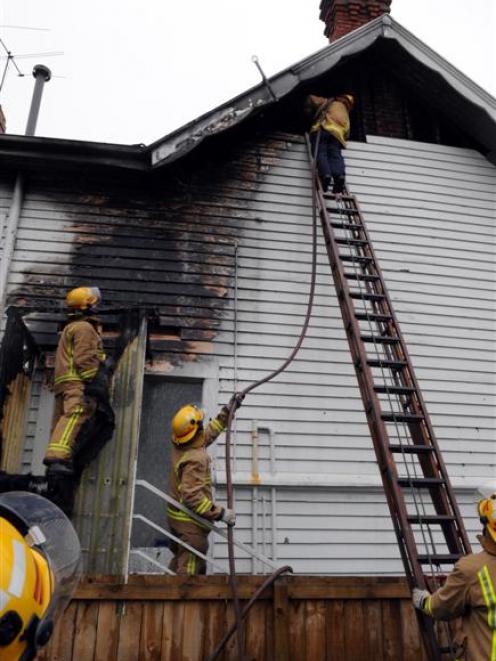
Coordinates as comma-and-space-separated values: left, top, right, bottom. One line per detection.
478, 494, 496, 542
171, 404, 204, 445
65, 286, 101, 311
0, 492, 81, 661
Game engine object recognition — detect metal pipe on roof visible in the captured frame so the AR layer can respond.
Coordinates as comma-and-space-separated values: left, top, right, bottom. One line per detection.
0, 64, 51, 315
25, 64, 51, 136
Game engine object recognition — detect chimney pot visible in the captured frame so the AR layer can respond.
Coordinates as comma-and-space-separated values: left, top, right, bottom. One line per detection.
319, 0, 392, 42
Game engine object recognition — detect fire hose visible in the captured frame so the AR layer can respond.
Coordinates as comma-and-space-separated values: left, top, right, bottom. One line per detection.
207, 133, 320, 660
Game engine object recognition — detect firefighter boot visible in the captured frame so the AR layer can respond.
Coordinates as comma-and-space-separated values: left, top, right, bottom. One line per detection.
46, 463, 77, 517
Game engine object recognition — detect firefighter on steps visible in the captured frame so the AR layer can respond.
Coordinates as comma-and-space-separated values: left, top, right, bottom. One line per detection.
413, 493, 496, 660
42, 286, 115, 513
167, 396, 243, 575
0, 490, 81, 661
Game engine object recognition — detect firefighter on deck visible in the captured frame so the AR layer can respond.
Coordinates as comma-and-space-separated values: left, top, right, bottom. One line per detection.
42, 286, 115, 512
413, 494, 496, 661
167, 396, 242, 575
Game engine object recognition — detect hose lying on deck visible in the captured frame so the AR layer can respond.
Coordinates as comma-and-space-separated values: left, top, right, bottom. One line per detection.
208, 133, 320, 661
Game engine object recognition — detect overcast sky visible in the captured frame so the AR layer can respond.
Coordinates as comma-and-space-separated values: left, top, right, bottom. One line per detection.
1, 0, 495, 145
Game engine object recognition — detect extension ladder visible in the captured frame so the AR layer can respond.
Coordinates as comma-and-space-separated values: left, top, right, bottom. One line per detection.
312, 180, 471, 660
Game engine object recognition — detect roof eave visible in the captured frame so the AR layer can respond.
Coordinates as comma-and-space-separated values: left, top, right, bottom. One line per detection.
0, 133, 149, 171
150, 14, 496, 168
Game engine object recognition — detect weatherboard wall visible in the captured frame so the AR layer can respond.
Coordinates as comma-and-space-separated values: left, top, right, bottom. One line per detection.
1, 132, 494, 574
209, 133, 496, 572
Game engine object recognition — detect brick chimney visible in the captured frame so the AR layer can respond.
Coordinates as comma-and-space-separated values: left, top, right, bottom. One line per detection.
319, 0, 392, 42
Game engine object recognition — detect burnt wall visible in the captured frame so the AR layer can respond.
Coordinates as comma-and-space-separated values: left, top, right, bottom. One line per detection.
260, 41, 484, 153
3, 131, 289, 368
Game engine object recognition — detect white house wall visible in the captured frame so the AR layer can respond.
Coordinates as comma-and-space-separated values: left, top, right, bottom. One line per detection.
211, 134, 496, 574
2, 132, 494, 575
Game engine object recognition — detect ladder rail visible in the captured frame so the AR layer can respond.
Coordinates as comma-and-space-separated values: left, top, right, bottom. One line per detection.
339, 193, 471, 555
314, 183, 428, 587
333, 201, 446, 576
305, 133, 471, 659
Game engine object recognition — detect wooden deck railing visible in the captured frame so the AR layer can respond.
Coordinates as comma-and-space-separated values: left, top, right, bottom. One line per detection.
36, 575, 428, 661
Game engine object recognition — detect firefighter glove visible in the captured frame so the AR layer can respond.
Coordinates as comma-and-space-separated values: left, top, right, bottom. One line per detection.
228, 393, 245, 411
412, 588, 430, 611
221, 508, 236, 526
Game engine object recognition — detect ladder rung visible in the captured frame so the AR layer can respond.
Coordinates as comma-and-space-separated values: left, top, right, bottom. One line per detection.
397, 477, 445, 488
336, 238, 368, 246
355, 312, 391, 322
361, 335, 400, 344
341, 255, 373, 264
407, 515, 456, 524
331, 222, 362, 230
389, 444, 434, 454
350, 292, 386, 302
345, 273, 380, 282
418, 554, 460, 565
374, 385, 416, 395
323, 193, 355, 203
381, 413, 424, 423
367, 359, 406, 369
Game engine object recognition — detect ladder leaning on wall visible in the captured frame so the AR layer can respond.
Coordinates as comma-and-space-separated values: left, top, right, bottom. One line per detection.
306, 145, 472, 660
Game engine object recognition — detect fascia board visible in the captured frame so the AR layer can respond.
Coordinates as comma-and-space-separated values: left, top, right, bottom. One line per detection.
385, 17, 496, 118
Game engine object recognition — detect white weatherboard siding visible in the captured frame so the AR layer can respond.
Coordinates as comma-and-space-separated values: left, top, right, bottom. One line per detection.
212, 134, 496, 574
3, 133, 494, 575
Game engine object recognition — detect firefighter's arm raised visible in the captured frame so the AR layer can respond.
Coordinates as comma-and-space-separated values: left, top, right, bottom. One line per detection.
204, 394, 245, 447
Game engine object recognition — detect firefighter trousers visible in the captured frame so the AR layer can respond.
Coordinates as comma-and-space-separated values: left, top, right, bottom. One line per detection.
44, 381, 96, 464
167, 519, 209, 575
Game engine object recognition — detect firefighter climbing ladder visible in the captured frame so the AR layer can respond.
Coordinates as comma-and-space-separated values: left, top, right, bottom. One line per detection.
307, 145, 472, 660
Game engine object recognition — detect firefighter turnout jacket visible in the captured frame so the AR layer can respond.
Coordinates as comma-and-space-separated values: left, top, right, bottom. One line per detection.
422, 534, 496, 661
44, 316, 106, 465
307, 94, 351, 147
54, 317, 106, 389
167, 406, 229, 526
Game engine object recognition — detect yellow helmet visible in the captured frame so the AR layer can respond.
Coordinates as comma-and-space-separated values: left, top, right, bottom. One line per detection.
65, 286, 101, 311
171, 404, 204, 445
0, 492, 81, 661
478, 494, 496, 542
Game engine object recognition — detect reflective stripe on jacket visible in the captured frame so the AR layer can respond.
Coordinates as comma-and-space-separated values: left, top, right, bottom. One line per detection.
54, 318, 105, 387
307, 95, 351, 147
423, 535, 496, 661
167, 407, 229, 527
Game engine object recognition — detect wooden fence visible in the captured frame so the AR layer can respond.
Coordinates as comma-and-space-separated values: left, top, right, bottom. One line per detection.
36, 575, 429, 661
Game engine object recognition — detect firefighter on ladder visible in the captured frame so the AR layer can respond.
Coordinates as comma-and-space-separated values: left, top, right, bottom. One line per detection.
305, 93, 355, 195
42, 286, 115, 514
167, 396, 243, 575
413, 494, 496, 661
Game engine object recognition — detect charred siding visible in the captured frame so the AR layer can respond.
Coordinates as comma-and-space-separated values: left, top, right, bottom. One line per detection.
4, 136, 293, 364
